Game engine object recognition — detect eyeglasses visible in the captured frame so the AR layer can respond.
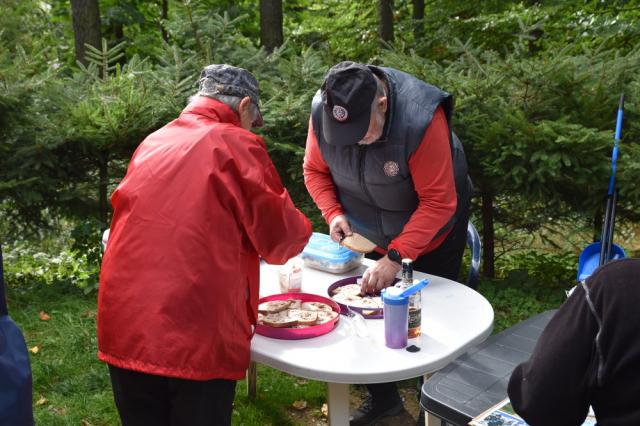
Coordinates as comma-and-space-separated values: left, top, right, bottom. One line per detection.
250, 102, 262, 128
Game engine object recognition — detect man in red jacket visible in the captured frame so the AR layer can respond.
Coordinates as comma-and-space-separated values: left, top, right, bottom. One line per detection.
98, 64, 312, 426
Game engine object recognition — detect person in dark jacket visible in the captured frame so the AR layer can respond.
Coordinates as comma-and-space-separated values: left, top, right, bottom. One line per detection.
98, 65, 312, 426
303, 61, 472, 425
508, 258, 640, 426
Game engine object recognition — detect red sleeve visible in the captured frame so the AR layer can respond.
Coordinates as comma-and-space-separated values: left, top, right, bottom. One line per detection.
231, 131, 312, 264
388, 106, 457, 260
302, 118, 344, 225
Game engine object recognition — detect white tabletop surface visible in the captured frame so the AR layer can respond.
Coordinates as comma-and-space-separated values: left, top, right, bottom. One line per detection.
251, 257, 494, 384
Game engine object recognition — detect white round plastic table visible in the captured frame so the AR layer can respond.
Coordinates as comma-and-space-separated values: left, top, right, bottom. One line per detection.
251, 258, 494, 426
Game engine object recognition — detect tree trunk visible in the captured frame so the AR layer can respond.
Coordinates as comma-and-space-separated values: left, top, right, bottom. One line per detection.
160, 0, 169, 43
412, 0, 424, 41
98, 150, 109, 225
110, 22, 127, 66
260, 0, 283, 53
593, 210, 603, 242
481, 187, 495, 278
70, 0, 102, 66
379, 0, 394, 46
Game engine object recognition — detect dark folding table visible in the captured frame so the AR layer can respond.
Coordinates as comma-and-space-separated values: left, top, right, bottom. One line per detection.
420, 309, 557, 425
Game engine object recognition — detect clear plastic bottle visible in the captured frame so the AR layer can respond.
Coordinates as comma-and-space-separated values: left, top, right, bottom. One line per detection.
402, 258, 421, 338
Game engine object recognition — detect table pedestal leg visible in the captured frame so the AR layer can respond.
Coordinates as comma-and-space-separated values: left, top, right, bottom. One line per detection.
425, 411, 444, 426
326, 382, 350, 426
246, 361, 257, 400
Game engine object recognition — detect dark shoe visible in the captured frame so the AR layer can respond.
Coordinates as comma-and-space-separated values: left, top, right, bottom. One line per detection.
350, 394, 404, 426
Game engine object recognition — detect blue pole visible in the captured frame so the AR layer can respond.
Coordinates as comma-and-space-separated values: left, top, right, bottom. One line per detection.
607, 94, 624, 196
600, 93, 624, 266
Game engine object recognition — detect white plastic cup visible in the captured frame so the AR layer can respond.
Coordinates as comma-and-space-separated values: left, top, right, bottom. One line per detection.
278, 258, 303, 293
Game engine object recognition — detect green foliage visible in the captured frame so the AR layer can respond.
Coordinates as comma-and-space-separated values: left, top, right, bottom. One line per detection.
0, 38, 67, 227
285, 1, 378, 62
479, 249, 574, 332
165, 6, 266, 71
67, 41, 167, 152
495, 250, 577, 288
7, 285, 117, 425
383, 30, 640, 250
2, 0, 640, 278
3, 242, 100, 294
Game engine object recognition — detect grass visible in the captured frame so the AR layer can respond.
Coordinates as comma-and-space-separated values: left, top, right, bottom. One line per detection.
6, 281, 334, 425
8, 283, 118, 425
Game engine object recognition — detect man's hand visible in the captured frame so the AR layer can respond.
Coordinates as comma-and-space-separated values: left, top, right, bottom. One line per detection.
360, 255, 401, 294
329, 215, 352, 243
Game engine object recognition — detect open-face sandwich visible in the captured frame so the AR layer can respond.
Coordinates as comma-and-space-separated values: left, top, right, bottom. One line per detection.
257, 299, 337, 328
301, 301, 334, 312
340, 233, 376, 253
258, 299, 292, 314
331, 283, 383, 314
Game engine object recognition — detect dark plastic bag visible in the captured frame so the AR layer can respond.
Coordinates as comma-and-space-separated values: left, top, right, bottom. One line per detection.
0, 245, 34, 426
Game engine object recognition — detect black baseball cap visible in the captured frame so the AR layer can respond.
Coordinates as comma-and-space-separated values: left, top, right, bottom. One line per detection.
198, 64, 264, 127
321, 61, 378, 146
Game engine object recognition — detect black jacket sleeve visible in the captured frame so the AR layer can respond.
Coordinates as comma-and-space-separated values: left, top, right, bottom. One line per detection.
508, 258, 640, 426
507, 284, 597, 426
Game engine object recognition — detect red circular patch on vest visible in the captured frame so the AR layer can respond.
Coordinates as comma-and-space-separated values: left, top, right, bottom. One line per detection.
383, 161, 399, 177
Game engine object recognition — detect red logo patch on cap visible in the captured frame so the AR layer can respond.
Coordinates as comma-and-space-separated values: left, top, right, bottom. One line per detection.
383, 161, 400, 177
332, 105, 348, 122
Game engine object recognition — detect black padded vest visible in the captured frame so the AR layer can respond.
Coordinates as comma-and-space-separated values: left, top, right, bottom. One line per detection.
311, 66, 471, 249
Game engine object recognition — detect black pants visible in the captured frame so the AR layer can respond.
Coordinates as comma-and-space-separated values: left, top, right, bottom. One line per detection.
108, 365, 236, 426
365, 208, 470, 407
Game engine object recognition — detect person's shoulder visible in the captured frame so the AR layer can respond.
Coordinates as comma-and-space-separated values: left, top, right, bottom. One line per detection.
207, 123, 265, 148
587, 258, 640, 293
591, 258, 639, 278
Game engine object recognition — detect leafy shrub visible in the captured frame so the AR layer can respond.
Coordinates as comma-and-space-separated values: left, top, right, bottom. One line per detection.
479, 249, 575, 332
3, 238, 101, 295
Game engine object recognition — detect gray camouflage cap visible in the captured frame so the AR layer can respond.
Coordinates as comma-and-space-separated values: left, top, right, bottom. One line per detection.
198, 64, 264, 127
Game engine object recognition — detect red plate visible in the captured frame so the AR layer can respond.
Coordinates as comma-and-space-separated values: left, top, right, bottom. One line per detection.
255, 293, 340, 340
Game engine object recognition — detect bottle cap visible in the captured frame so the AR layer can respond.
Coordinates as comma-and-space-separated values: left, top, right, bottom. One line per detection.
381, 286, 409, 305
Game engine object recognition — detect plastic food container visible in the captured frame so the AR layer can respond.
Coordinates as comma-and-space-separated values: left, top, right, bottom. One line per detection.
300, 232, 363, 274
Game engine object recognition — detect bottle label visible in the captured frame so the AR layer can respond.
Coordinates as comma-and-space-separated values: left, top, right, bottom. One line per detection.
408, 307, 421, 331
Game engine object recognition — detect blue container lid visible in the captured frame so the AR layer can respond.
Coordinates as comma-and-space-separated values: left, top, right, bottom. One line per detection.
381, 287, 409, 305
301, 232, 361, 265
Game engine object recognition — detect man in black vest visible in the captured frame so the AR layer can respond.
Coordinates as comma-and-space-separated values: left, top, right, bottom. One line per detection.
303, 62, 472, 425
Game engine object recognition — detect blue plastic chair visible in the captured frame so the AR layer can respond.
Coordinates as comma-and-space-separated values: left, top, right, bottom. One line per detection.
466, 221, 481, 289
0, 245, 34, 426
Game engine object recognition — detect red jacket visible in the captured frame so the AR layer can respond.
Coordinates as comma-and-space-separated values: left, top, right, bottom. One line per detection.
98, 97, 312, 380
303, 106, 456, 260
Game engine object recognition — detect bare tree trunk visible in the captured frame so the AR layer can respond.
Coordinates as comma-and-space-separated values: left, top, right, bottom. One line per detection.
593, 210, 603, 242
98, 150, 109, 226
481, 186, 495, 278
70, 0, 102, 66
379, 0, 394, 46
412, 0, 424, 41
160, 0, 169, 43
260, 0, 283, 53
